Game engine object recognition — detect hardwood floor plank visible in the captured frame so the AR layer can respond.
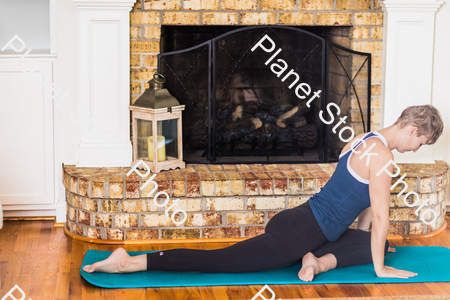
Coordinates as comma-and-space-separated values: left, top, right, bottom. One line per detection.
26, 237, 41, 254
37, 221, 53, 250
361, 283, 401, 297
338, 283, 373, 297
55, 272, 71, 300
277, 284, 309, 298
314, 283, 347, 297
17, 252, 35, 294
0, 261, 6, 292
12, 225, 27, 253
247, 284, 275, 299
186, 286, 203, 299
295, 284, 321, 298
145, 286, 177, 299
1, 253, 24, 295
69, 264, 83, 300
198, 285, 218, 300
25, 221, 42, 239
59, 251, 71, 273
1, 234, 17, 262
270, 284, 297, 299
201, 286, 231, 300
47, 226, 65, 254
81, 281, 103, 299
423, 282, 450, 295
225, 285, 257, 299
1, 221, 20, 235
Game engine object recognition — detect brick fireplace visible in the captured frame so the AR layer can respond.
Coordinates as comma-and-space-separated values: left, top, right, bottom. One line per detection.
63, 0, 449, 242
129, 0, 383, 137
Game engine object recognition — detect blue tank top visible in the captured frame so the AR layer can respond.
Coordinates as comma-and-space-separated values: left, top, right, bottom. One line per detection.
308, 131, 389, 242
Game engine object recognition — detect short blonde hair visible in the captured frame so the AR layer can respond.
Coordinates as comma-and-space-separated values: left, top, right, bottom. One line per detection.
394, 104, 443, 145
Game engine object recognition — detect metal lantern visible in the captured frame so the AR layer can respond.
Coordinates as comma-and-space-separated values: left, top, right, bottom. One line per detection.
130, 72, 185, 173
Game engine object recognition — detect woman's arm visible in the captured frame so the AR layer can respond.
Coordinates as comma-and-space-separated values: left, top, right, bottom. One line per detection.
357, 207, 372, 231
367, 147, 392, 274
366, 144, 416, 278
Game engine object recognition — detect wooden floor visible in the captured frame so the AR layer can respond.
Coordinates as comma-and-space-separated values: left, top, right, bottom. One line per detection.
1, 221, 450, 300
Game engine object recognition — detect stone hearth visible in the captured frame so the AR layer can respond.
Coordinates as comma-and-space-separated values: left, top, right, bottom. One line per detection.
63, 161, 449, 241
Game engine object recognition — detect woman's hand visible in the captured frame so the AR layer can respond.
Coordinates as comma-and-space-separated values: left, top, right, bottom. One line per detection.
376, 265, 418, 279
387, 247, 395, 252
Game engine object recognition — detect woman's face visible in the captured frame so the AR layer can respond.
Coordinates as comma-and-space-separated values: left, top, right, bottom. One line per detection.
398, 130, 429, 153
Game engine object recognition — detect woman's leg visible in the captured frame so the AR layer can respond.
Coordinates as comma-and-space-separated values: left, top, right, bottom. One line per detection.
298, 252, 337, 282
146, 208, 328, 273
84, 202, 328, 274
311, 228, 389, 269
85, 233, 280, 274
83, 248, 147, 273
298, 228, 389, 281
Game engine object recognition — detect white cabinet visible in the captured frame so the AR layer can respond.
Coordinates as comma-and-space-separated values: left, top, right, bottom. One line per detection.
0, 0, 59, 216
0, 60, 55, 207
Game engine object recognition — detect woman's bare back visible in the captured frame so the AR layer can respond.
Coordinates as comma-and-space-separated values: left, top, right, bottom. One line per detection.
340, 132, 390, 182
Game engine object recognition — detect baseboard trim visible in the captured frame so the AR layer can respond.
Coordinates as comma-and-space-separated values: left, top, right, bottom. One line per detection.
4, 216, 56, 221
53, 222, 65, 228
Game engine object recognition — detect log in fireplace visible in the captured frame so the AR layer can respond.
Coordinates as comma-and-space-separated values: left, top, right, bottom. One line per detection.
158, 25, 371, 164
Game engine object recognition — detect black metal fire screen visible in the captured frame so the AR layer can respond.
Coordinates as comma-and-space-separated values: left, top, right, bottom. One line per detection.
158, 26, 371, 164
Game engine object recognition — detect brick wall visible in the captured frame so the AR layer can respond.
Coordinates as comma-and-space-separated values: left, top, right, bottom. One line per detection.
64, 162, 449, 241
130, 0, 383, 134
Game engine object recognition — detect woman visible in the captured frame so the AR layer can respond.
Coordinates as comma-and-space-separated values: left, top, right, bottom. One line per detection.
83, 104, 443, 282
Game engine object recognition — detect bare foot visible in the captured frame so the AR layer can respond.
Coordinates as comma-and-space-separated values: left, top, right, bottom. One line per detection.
83, 248, 131, 273
298, 252, 321, 282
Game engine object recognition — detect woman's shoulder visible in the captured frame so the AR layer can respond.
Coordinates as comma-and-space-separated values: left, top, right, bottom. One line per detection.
340, 132, 391, 157
340, 132, 369, 155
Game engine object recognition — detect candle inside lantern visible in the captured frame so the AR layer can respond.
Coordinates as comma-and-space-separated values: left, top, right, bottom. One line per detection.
148, 136, 166, 162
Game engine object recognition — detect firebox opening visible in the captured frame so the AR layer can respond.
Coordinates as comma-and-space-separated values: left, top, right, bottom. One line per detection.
158, 25, 370, 164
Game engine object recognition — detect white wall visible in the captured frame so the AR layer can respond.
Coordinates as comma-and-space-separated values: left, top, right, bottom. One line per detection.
53, 0, 80, 221
432, 1, 450, 205
55, 0, 80, 165
0, 0, 50, 51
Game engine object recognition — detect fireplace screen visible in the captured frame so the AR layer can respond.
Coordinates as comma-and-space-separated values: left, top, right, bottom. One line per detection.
158, 26, 371, 163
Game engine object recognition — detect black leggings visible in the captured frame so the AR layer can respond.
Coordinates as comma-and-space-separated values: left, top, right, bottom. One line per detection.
146, 201, 389, 273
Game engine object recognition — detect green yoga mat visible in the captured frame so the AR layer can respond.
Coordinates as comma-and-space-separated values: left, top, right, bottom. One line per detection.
81, 246, 450, 288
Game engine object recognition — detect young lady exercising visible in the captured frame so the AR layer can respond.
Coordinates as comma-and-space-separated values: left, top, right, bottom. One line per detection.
83, 104, 443, 282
